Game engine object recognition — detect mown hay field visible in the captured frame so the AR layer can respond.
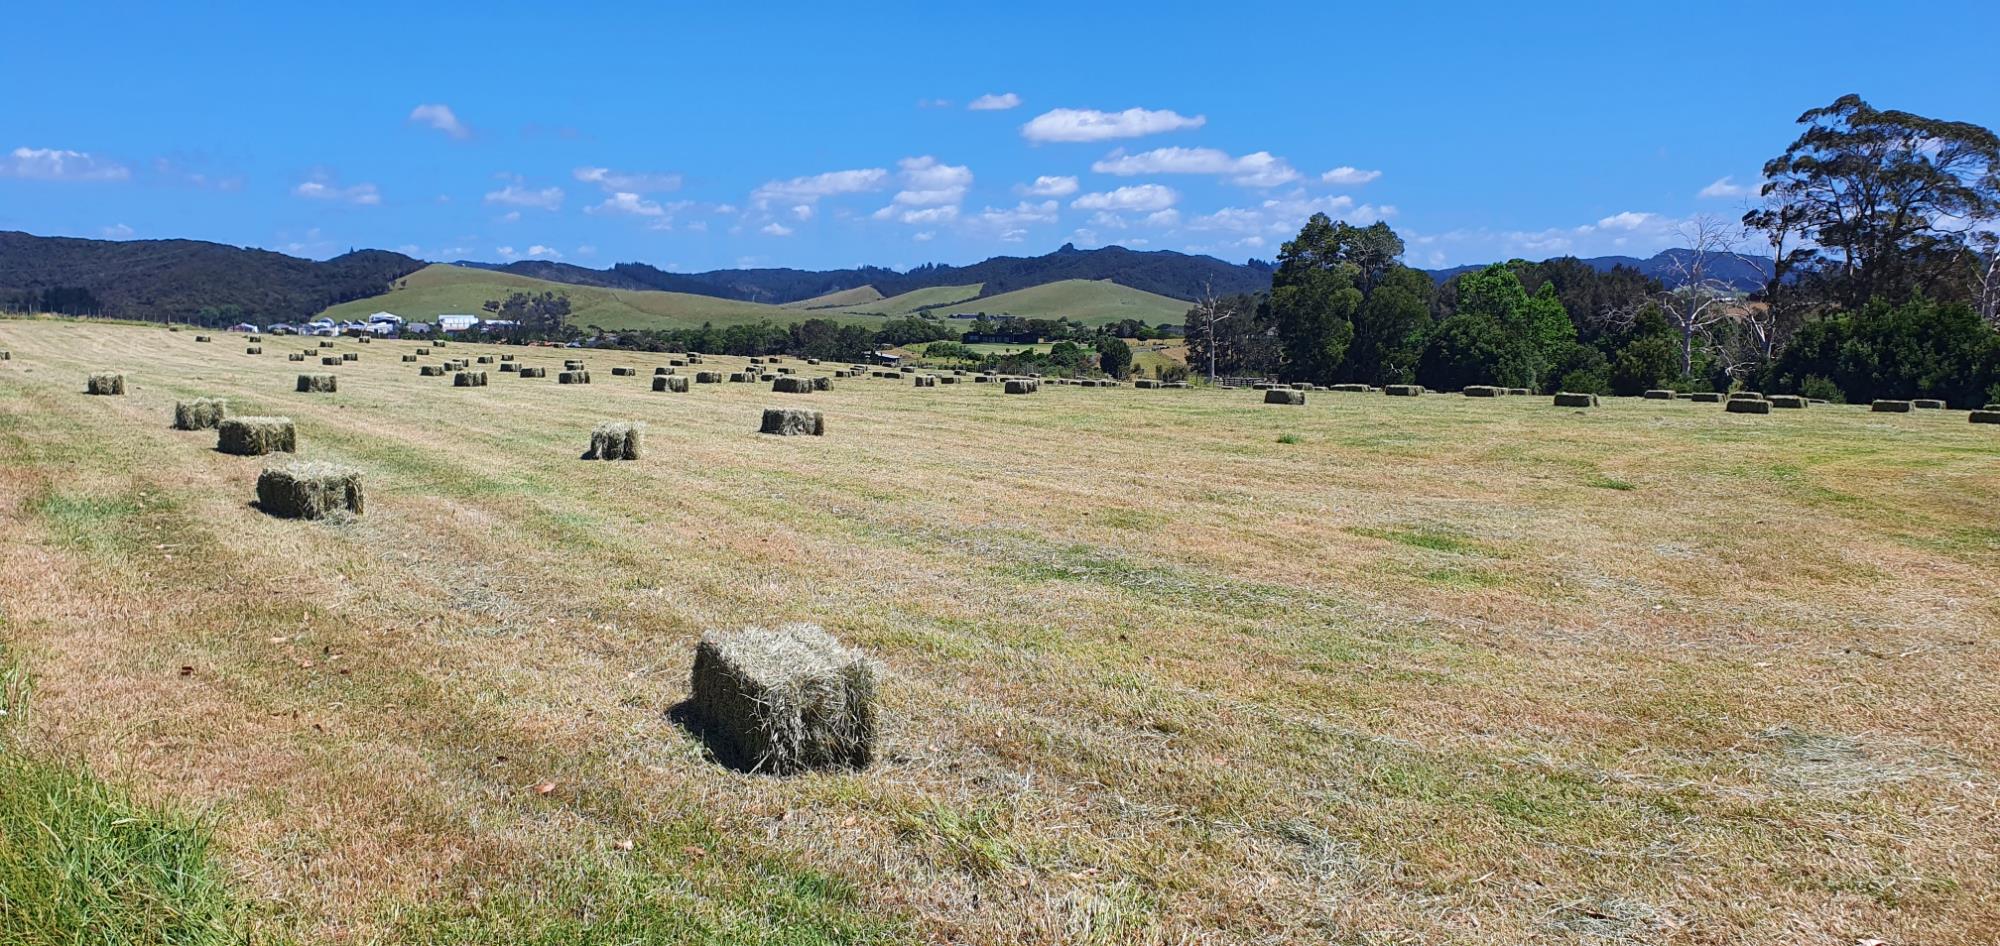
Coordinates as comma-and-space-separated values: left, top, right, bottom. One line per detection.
1, 318, 1997, 944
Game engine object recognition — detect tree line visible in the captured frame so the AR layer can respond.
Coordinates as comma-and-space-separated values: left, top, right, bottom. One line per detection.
1188, 94, 2000, 406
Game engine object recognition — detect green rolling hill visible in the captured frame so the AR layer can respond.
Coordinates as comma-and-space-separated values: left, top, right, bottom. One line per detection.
948, 279, 1191, 325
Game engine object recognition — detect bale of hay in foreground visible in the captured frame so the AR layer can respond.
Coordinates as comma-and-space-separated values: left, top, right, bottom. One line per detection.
1912, 399, 1946, 410
689, 623, 877, 773
1265, 388, 1305, 405
173, 397, 228, 431
256, 461, 363, 519
585, 421, 644, 460
760, 407, 825, 436
296, 373, 337, 393
87, 372, 125, 395
1004, 379, 1039, 394
499, 362, 518, 373
1768, 394, 1808, 409
913, 375, 937, 388
1726, 398, 1772, 414
653, 375, 689, 393
1553, 392, 1598, 408
772, 376, 815, 394
453, 371, 488, 387
1463, 385, 1501, 397
1970, 410, 2000, 425
1872, 400, 1912, 413
217, 416, 295, 455
1384, 384, 1425, 397
559, 370, 592, 385
1690, 392, 1724, 403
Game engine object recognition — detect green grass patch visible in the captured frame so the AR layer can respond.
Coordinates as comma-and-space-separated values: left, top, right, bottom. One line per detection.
1585, 474, 1636, 491
1275, 432, 1301, 445
1349, 525, 1490, 555
26, 490, 145, 555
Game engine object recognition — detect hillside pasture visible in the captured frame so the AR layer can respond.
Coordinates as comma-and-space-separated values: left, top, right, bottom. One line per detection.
1, 318, 1998, 945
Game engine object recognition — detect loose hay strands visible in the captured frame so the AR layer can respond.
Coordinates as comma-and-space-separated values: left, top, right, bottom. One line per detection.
760, 407, 825, 436
689, 623, 878, 773
256, 461, 364, 520
296, 373, 337, 393
172, 397, 228, 431
86, 372, 125, 395
217, 416, 296, 456
584, 421, 644, 460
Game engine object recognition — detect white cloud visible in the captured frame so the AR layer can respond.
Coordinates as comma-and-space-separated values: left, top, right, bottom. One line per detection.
969, 92, 1022, 111
1, 146, 131, 182
101, 223, 134, 238
1699, 176, 1756, 199
1021, 174, 1079, 197
1595, 211, 1659, 231
1185, 193, 1395, 237
913, 231, 935, 242
1144, 209, 1180, 228
575, 244, 597, 257
1088, 212, 1128, 229
573, 166, 682, 193
586, 192, 665, 216
495, 245, 516, 259
293, 173, 381, 205
761, 222, 795, 236
1092, 146, 1300, 187
752, 168, 888, 207
408, 104, 471, 140
872, 155, 973, 223
1320, 166, 1382, 185
484, 181, 564, 211
1071, 184, 1179, 212
971, 200, 1059, 229
497, 210, 521, 223
1020, 107, 1206, 143
527, 244, 561, 259
791, 204, 814, 221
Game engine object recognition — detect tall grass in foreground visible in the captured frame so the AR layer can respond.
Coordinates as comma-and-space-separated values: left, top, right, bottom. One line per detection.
0, 657, 253, 946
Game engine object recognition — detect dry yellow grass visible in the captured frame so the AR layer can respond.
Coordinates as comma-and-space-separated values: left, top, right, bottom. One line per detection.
2, 318, 1998, 944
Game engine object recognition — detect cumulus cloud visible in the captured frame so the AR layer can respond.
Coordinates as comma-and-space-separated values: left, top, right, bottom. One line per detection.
761, 222, 795, 236
1071, 184, 1179, 212
1092, 147, 1300, 187
293, 172, 381, 205
1595, 210, 1659, 231
1186, 193, 1395, 237
1699, 175, 1757, 199
495, 244, 562, 261
1020, 107, 1206, 143
586, 192, 665, 216
484, 180, 564, 211
1, 146, 131, 182
408, 104, 471, 140
752, 167, 888, 207
1019, 175, 1078, 197
1320, 166, 1382, 185
1144, 209, 1180, 228
872, 155, 973, 223
968, 92, 1022, 111
573, 166, 682, 193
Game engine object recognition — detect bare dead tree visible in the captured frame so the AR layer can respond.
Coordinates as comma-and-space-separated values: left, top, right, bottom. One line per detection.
1191, 278, 1231, 383
1975, 231, 2000, 329
1658, 215, 1740, 378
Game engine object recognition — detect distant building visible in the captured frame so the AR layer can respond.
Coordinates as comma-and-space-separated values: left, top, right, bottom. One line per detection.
479, 319, 519, 331
436, 313, 480, 333
405, 322, 434, 334
227, 322, 259, 333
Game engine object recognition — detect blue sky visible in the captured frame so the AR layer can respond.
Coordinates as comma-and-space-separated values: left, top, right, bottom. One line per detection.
6, 1, 1996, 272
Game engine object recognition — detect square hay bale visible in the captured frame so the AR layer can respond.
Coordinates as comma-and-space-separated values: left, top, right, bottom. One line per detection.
559, 370, 592, 385
777, 367, 795, 375
1265, 388, 1305, 405
1728, 391, 1765, 401
217, 416, 295, 455
1505, 387, 1530, 395
247, 335, 262, 343
321, 356, 343, 366
759, 373, 777, 383
772, 376, 814, 393
1726, 398, 1772, 414
501, 354, 515, 362
1463, 385, 1501, 397
810, 376, 833, 392
288, 353, 306, 362
0, 350, 9, 360
565, 359, 586, 370
760, 407, 825, 436
1384, 384, 1425, 396
1135, 379, 1160, 389
670, 359, 688, 367
687, 355, 704, 364
319, 340, 334, 348
256, 461, 363, 519
696, 371, 723, 383
939, 375, 959, 384
1004, 379, 1038, 394
173, 397, 228, 430
585, 421, 644, 460
296, 373, 337, 393
245, 346, 263, 355
420, 365, 446, 377
1690, 392, 1724, 403
519, 366, 547, 379
655, 366, 674, 375
729, 372, 753, 383
86, 372, 125, 395
1969, 410, 2000, 425
806, 358, 820, 365
477, 355, 495, 365
1872, 399, 1912, 413
499, 362, 519, 373
1553, 392, 1598, 408
358, 337, 370, 344
416, 347, 431, 355
912, 375, 936, 388
402, 354, 419, 362
612, 367, 636, 377
195, 334, 212, 342
1331, 383, 1370, 393
749, 357, 766, 365
689, 623, 877, 773
1643, 389, 1676, 399
1079, 379, 1101, 387
1768, 394, 1808, 409
1912, 398, 1946, 410
341, 352, 358, 362
453, 371, 488, 387
653, 375, 690, 393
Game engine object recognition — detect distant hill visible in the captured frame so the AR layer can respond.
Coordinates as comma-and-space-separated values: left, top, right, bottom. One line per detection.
1426, 249, 1774, 292
0, 231, 423, 324
464, 243, 1277, 306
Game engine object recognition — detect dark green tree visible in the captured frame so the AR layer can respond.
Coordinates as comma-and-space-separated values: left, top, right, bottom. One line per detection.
1095, 336, 1133, 378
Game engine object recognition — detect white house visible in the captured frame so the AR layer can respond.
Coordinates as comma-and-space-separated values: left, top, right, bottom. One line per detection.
367, 312, 404, 336
436, 313, 480, 333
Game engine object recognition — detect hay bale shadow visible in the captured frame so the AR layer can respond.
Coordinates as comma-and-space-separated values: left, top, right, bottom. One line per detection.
665, 699, 760, 774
